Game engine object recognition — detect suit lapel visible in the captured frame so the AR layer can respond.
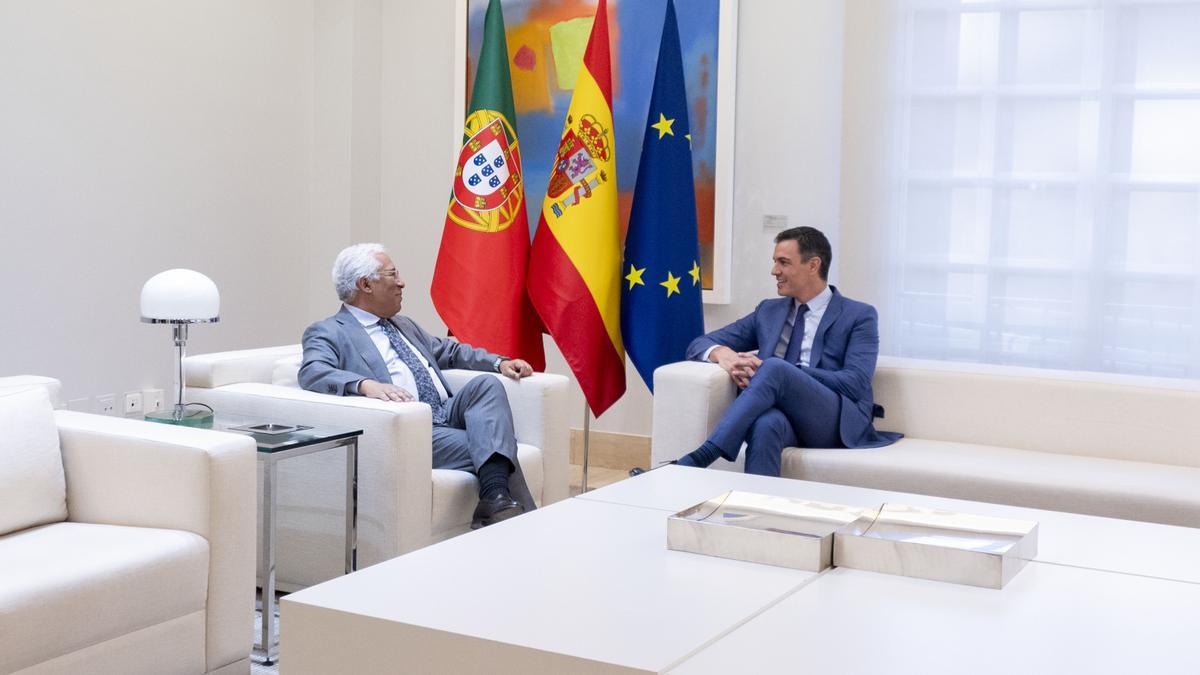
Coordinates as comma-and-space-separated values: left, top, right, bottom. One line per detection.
393, 317, 437, 368
809, 287, 843, 369
336, 306, 392, 384
760, 299, 792, 359
392, 316, 454, 394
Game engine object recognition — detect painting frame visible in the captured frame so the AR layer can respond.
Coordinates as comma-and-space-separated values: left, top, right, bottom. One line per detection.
452, 0, 737, 304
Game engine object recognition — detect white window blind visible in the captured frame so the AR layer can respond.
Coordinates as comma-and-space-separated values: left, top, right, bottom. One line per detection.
889, 0, 1200, 377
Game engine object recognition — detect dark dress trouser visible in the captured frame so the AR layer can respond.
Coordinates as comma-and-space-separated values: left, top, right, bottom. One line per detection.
707, 358, 843, 477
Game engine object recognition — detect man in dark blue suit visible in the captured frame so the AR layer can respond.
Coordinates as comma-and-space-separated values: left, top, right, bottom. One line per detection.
674, 227, 900, 476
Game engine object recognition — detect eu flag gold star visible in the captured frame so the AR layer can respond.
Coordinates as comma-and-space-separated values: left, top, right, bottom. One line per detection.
660, 271, 681, 297
625, 264, 646, 289
651, 113, 675, 139
689, 261, 701, 285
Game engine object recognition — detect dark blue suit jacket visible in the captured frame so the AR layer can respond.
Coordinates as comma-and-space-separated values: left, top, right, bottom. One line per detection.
686, 286, 900, 448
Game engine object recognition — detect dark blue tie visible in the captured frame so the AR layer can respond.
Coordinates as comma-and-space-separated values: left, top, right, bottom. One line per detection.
783, 303, 810, 364
377, 319, 448, 424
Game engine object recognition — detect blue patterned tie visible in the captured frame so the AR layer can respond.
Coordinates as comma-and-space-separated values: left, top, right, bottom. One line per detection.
783, 303, 810, 364
377, 319, 448, 424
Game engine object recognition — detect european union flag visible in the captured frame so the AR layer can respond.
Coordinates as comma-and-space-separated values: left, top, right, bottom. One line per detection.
620, 0, 705, 392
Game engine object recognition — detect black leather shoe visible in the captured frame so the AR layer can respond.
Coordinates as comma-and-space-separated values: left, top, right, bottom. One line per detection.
629, 460, 678, 477
471, 495, 523, 529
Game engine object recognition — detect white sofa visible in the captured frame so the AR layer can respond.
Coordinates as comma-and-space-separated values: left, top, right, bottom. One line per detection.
0, 376, 256, 675
183, 345, 571, 589
652, 357, 1200, 528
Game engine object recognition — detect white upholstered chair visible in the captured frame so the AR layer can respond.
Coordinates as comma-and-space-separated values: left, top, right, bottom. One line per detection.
0, 376, 256, 675
183, 345, 571, 589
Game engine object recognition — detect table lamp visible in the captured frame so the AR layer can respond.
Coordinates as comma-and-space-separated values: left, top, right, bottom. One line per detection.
140, 269, 219, 425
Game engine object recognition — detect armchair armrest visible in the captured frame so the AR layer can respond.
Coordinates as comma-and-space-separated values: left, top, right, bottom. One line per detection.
186, 383, 435, 564
54, 410, 255, 672
441, 370, 571, 505
651, 362, 736, 466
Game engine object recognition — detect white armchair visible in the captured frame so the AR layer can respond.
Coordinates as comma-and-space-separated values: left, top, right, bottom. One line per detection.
183, 345, 570, 589
651, 361, 743, 472
0, 376, 255, 675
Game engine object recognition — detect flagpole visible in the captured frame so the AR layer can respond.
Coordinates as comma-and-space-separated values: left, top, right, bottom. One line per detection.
581, 402, 591, 493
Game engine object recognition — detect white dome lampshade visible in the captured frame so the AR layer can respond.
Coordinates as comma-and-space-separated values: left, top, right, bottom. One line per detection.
140, 269, 219, 426
140, 269, 220, 323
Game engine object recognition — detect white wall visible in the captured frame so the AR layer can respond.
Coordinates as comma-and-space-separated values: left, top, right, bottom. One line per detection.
308, 0, 386, 317
0, 1, 315, 405
377, 0, 459, 328
0, 0, 847, 437
838, 0, 900, 320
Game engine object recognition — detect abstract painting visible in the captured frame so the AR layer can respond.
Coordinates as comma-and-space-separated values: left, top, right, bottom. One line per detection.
455, 0, 737, 302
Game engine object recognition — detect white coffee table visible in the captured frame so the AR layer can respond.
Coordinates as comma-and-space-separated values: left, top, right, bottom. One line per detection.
579, 465, 1200, 584
282, 466, 1200, 673
672, 563, 1200, 675
281, 497, 817, 674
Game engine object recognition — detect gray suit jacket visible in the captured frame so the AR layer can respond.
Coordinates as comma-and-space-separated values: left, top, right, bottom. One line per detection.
298, 305, 502, 396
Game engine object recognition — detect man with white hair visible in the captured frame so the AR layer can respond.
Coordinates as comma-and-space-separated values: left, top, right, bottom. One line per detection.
299, 243, 536, 528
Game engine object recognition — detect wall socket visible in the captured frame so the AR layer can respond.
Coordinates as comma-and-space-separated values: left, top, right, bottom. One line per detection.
123, 391, 143, 416
143, 388, 165, 413
96, 394, 116, 416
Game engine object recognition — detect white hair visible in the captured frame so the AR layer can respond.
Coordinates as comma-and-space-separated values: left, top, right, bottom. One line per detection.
332, 243, 387, 302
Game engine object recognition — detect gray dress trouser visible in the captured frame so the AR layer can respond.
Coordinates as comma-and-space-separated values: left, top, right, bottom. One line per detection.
431, 375, 536, 510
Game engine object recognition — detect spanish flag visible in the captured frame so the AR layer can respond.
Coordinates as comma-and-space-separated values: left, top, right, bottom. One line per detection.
526, 0, 625, 416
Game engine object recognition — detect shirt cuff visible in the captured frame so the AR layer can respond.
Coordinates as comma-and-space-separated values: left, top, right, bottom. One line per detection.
347, 379, 361, 395
701, 345, 719, 362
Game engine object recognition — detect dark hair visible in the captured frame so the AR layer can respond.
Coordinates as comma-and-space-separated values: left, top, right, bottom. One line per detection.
774, 226, 831, 280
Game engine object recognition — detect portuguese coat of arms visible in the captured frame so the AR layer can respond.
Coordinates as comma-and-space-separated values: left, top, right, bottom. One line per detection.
449, 110, 524, 232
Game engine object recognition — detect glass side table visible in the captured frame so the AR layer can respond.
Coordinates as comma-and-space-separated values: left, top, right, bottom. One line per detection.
206, 414, 362, 666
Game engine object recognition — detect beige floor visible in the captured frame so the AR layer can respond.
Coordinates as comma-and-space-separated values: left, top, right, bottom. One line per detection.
566, 428, 651, 497
568, 463, 629, 496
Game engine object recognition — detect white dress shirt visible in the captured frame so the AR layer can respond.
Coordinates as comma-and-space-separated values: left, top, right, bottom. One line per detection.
344, 303, 449, 401
779, 284, 832, 367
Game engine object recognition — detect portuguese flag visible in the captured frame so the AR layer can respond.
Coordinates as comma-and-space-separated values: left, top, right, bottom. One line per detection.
527, 0, 625, 416
432, 0, 545, 371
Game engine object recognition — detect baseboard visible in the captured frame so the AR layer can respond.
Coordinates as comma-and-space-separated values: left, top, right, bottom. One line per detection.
569, 429, 650, 469
207, 657, 250, 675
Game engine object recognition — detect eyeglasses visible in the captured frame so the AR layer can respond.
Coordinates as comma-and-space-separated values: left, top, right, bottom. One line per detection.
377, 268, 400, 279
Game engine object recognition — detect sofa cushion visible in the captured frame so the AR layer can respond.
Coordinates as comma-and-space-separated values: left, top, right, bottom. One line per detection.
430, 444, 544, 538
185, 344, 301, 388
0, 375, 62, 408
0, 522, 209, 673
872, 358, 1200, 468
0, 387, 66, 536
784, 439, 1200, 528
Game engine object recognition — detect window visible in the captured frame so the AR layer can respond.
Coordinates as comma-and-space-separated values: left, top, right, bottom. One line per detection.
889, 0, 1200, 377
